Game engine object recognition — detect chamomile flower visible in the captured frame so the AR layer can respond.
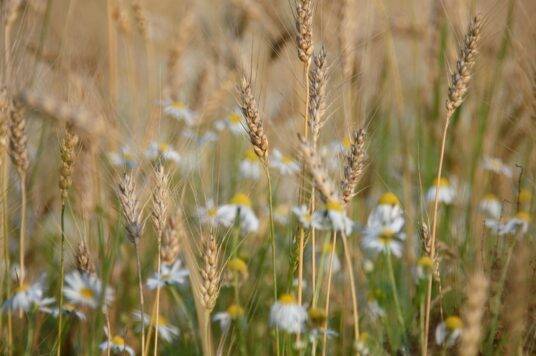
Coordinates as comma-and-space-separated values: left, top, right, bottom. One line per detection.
482, 156, 512, 177
216, 193, 259, 233
486, 211, 530, 236
63, 270, 114, 309
426, 177, 455, 205
308, 328, 338, 343
366, 299, 385, 321
311, 200, 353, 235
239, 149, 262, 180
367, 192, 405, 233
146, 260, 189, 290
269, 294, 308, 334
215, 111, 245, 135
292, 205, 313, 228
435, 316, 463, 347
519, 188, 532, 209
321, 242, 341, 273
99, 334, 135, 356
479, 194, 502, 219
133, 311, 180, 342
182, 129, 218, 147
197, 199, 219, 227
108, 145, 137, 168
145, 142, 181, 164
43, 303, 86, 321
413, 256, 433, 282
274, 203, 291, 225
224, 257, 249, 285
213, 304, 245, 331
354, 332, 371, 355
362, 228, 405, 258
330, 136, 352, 155
270, 149, 299, 175
2, 276, 54, 313
163, 100, 196, 126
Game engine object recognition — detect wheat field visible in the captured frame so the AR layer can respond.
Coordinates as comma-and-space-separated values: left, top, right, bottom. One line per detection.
0, 0, 535, 355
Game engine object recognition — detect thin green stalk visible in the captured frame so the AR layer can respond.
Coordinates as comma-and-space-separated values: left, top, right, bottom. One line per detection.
134, 242, 146, 354
340, 232, 360, 342
19, 175, 27, 287
56, 204, 66, 356
153, 232, 162, 356
321, 230, 337, 356
386, 250, 405, 333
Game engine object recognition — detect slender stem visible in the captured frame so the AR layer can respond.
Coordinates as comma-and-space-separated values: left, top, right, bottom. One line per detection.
57, 204, 66, 356
135, 242, 146, 354
321, 231, 337, 356
2, 156, 13, 355
340, 232, 360, 342
19, 174, 26, 287
423, 111, 451, 355
297, 228, 305, 305
386, 250, 405, 331
153, 233, 162, 356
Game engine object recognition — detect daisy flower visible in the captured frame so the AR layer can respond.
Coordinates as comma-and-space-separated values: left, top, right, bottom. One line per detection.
215, 111, 245, 135
197, 199, 219, 227
311, 200, 353, 235
42, 302, 86, 321
216, 193, 259, 233
292, 205, 313, 229
354, 332, 371, 355
145, 142, 181, 164
99, 334, 135, 356
239, 149, 262, 180
273, 203, 291, 225
482, 156, 512, 177
63, 270, 114, 309
146, 260, 189, 290
213, 303, 245, 332
163, 100, 196, 126
108, 145, 137, 168
435, 316, 463, 347
366, 192, 404, 233
362, 228, 405, 258
224, 257, 249, 286
426, 177, 455, 205
413, 256, 433, 282
329, 136, 352, 155
182, 129, 218, 146
519, 188, 532, 209
485, 211, 530, 236
2, 276, 54, 313
269, 294, 308, 334
366, 299, 385, 321
133, 311, 180, 342
321, 242, 341, 273
270, 149, 299, 175
478, 194, 502, 219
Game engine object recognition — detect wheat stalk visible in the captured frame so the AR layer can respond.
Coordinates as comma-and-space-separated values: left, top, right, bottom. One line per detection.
459, 271, 489, 356
341, 128, 367, 205
237, 77, 268, 160
308, 47, 328, 147
295, 0, 313, 64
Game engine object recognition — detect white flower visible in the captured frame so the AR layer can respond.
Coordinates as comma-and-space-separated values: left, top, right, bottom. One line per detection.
413, 256, 434, 282
2, 276, 54, 313
197, 199, 219, 227
435, 316, 463, 347
479, 194, 502, 219
292, 205, 313, 228
308, 328, 338, 343
63, 270, 114, 309
215, 111, 245, 135
311, 201, 353, 235
99, 335, 135, 356
329, 137, 352, 155
485, 211, 530, 236
362, 228, 405, 258
367, 299, 385, 321
132, 311, 180, 342
216, 193, 259, 233
269, 294, 308, 334
108, 146, 137, 168
321, 242, 341, 273
239, 149, 262, 180
367, 192, 405, 233
163, 100, 196, 126
145, 142, 181, 164
182, 129, 218, 146
42, 303, 86, 320
213, 304, 245, 332
270, 149, 299, 175
274, 204, 291, 225
146, 260, 189, 290
354, 333, 371, 355
482, 157, 512, 177
426, 178, 455, 205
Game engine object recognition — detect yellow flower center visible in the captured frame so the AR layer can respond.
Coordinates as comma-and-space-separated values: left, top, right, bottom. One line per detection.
279, 294, 295, 305
171, 101, 186, 110
342, 137, 351, 149
483, 193, 497, 201
80, 287, 94, 299
281, 155, 294, 165
229, 113, 242, 124
378, 192, 400, 206
445, 316, 462, 330
433, 177, 450, 187
151, 314, 169, 327
308, 307, 327, 323
231, 193, 251, 207
207, 208, 218, 217
358, 332, 369, 343
244, 149, 258, 161
516, 211, 530, 222
227, 304, 245, 318
227, 258, 248, 274
519, 189, 532, 204
379, 229, 395, 245
417, 256, 433, 268
158, 143, 169, 152
111, 335, 125, 346
322, 242, 334, 253
326, 200, 344, 212
15, 284, 29, 293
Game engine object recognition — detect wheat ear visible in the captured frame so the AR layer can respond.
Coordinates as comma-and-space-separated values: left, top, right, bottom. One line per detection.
459, 271, 489, 356
341, 128, 367, 205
